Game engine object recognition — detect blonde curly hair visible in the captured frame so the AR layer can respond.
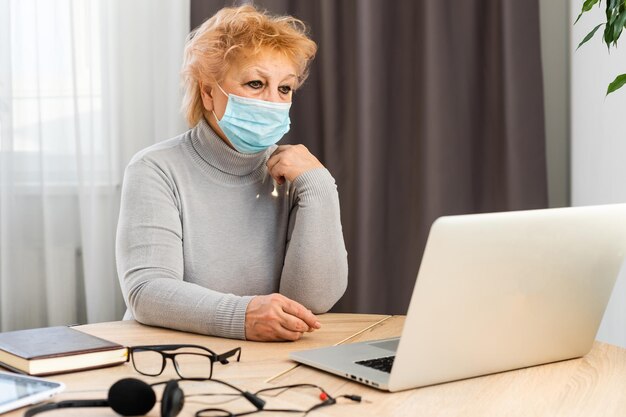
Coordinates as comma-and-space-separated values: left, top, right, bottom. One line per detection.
181, 5, 318, 127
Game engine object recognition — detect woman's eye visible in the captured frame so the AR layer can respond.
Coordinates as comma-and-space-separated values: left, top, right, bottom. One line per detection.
246, 80, 263, 89
278, 85, 292, 95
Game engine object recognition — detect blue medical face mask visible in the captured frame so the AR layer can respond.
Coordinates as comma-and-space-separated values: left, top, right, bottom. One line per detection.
212, 83, 291, 154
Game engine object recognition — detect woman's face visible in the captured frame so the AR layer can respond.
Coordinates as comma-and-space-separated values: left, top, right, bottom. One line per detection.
202, 49, 299, 147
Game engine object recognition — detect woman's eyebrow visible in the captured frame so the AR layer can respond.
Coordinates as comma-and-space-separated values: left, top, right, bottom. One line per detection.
280, 74, 297, 83
239, 67, 269, 79
241, 67, 297, 82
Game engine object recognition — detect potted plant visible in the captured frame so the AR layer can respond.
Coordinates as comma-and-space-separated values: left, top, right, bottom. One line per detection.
576, 0, 626, 95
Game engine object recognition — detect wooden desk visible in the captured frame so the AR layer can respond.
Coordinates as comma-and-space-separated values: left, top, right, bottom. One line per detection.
7, 314, 626, 416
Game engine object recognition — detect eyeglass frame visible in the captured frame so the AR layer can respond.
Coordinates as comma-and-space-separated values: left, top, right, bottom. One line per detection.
127, 344, 242, 379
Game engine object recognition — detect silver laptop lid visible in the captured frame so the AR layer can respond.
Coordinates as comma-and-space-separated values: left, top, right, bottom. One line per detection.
389, 204, 626, 391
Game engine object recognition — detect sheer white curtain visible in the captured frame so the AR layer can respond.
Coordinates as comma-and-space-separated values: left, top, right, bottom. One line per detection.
0, 0, 189, 331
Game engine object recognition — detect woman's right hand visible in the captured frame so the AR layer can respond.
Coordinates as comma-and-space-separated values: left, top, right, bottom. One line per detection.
245, 293, 322, 341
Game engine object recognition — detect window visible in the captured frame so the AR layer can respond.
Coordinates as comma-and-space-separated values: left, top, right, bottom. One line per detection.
2, 0, 112, 186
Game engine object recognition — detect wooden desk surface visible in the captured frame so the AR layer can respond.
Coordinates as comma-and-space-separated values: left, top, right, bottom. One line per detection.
6, 314, 626, 416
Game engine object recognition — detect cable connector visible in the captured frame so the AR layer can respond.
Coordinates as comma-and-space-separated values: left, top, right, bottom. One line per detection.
341, 394, 362, 402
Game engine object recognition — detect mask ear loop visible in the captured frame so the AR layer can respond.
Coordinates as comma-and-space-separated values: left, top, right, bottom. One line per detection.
214, 82, 229, 98
206, 81, 228, 123
211, 109, 221, 123
210, 90, 222, 124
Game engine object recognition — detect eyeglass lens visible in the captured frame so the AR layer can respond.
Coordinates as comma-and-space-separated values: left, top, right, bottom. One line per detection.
132, 348, 215, 379
131, 349, 165, 376
173, 352, 214, 378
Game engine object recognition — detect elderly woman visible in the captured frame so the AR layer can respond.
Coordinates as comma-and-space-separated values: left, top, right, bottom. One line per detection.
116, 5, 348, 341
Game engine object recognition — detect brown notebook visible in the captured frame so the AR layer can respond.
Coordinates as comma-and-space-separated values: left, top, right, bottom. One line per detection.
0, 326, 128, 376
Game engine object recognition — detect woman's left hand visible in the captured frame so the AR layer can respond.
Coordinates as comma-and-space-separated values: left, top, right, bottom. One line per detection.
267, 145, 323, 185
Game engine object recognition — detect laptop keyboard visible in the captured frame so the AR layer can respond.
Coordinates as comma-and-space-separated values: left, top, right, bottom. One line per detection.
355, 355, 395, 373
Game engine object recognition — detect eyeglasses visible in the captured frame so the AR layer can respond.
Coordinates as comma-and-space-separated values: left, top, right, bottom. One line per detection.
127, 344, 242, 379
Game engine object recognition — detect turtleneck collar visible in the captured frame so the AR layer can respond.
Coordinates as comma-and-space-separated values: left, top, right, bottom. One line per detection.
190, 118, 273, 178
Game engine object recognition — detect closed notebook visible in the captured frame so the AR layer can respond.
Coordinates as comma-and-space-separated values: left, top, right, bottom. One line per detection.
0, 326, 128, 376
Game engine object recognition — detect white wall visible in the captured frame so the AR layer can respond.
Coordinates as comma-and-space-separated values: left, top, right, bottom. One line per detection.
570, 1, 626, 347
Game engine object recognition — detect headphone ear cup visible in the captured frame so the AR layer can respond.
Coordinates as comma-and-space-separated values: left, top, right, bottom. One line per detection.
161, 380, 185, 417
108, 378, 157, 416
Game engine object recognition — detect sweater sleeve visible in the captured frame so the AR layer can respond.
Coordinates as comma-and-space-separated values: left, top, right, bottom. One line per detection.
115, 160, 252, 339
278, 168, 348, 313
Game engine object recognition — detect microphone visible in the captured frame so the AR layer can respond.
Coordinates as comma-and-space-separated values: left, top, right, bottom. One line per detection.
108, 378, 157, 415
24, 378, 157, 417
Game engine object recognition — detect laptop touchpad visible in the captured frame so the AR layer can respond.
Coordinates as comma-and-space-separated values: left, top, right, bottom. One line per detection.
368, 339, 399, 352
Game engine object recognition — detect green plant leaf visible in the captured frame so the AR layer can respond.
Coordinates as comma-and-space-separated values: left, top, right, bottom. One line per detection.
576, 0, 601, 24
578, 23, 605, 49
613, 10, 626, 42
613, 21, 624, 44
606, 73, 626, 95
604, 23, 615, 46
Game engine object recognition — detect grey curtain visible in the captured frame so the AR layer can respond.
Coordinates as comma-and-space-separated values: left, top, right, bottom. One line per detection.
190, 0, 548, 315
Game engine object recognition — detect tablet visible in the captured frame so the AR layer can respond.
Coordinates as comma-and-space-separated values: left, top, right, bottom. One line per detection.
0, 371, 64, 414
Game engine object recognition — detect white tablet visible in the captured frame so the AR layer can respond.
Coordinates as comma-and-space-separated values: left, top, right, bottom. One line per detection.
0, 371, 64, 414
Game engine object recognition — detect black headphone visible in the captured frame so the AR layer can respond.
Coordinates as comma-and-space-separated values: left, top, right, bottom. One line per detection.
24, 378, 184, 417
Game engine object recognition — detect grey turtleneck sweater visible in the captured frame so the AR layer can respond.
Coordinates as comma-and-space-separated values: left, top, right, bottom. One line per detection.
115, 119, 348, 339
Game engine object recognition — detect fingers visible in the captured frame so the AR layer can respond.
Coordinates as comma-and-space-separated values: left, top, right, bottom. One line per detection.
274, 326, 304, 342
281, 298, 321, 331
267, 145, 289, 172
245, 294, 322, 342
265, 144, 323, 184
280, 312, 311, 333
266, 153, 285, 185
267, 147, 287, 185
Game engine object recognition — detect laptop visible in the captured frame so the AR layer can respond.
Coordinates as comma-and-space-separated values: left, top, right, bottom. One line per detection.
289, 204, 626, 392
